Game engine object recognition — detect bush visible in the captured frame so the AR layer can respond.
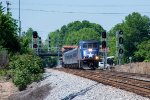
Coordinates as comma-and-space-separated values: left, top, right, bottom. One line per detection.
0, 69, 8, 76
9, 54, 44, 90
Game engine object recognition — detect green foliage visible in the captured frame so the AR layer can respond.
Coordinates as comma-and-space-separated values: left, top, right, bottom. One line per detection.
9, 54, 44, 90
0, 69, 9, 76
0, 3, 21, 53
122, 12, 150, 61
48, 20, 104, 49
20, 28, 34, 54
108, 12, 150, 62
65, 28, 100, 45
0, 69, 10, 81
134, 40, 150, 62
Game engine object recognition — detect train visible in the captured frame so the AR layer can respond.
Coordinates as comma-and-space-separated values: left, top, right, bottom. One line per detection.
62, 40, 100, 69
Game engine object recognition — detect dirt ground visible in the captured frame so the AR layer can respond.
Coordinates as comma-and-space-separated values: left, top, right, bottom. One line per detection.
0, 81, 18, 100
0, 80, 51, 100
8, 83, 51, 100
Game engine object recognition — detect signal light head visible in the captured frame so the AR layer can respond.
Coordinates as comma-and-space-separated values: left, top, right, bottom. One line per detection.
33, 31, 38, 38
102, 41, 106, 48
119, 48, 123, 54
119, 30, 123, 35
119, 37, 123, 44
102, 31, 106, 38
33, 44, 37, 48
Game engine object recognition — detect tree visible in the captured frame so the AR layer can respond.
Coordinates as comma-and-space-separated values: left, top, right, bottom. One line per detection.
134, 40, 150, 62
108, 24, 122, 56
122, 12, 150, 62
0, 3, 21, 53
108, 12, 150, 62
20, 28, 34, 54
65, 28, 100, 45
48, 20, 104, 48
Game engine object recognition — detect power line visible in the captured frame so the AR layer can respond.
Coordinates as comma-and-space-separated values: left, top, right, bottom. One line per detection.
11, 8, 150, 15
6, 2, 150, 7
11, 8, 130, 15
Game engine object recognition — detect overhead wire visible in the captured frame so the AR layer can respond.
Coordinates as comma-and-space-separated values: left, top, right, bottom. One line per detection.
11, 8, 150, 15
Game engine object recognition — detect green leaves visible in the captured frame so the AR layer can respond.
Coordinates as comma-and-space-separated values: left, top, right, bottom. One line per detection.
20, 28, 34, 54
9, 54, 44, 90
108, 12, 150, 63
0, 3, 20, 53
65, 28, 100, 45
49, 20, 104, 48
134, 40, 150, 62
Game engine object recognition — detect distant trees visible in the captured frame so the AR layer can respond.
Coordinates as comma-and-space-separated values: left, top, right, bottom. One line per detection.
134, 40, 150, 62
20, 28, 34, 54
48, 13, 150, 63
108, 12, 150, 62
49, 20, 104, 48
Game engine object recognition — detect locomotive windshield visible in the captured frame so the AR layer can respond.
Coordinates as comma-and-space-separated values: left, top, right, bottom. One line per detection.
83, 43, 98, 48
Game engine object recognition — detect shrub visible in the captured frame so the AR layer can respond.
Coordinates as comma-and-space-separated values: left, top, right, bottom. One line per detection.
9, 54, 44, 90
0, 69, 7, 76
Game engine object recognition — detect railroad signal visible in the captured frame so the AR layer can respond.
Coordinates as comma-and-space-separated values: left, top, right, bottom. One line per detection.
119, 37, 123, 44
102, 31, 106, 38
33, 44, 37, 48
119, 30, 123, 35
102, 41, 106, 48
33, 31, 38, 38
119, 48, 123, 54
48, 36, 51, 47
118, 30, 123, 44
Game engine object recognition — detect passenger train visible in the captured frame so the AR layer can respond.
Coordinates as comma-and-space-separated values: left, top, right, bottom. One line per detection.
62, 40, 100, 69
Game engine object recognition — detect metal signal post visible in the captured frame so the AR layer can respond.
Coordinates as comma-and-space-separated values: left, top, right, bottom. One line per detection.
102, 31, 107, 69
32, 31, 38, 54
116, 30, 124, 65
48, 36, 51, 53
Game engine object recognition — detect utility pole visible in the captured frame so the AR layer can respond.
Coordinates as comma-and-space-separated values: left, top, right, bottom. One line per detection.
6, 1, 11, 13
19, 0, 21, 37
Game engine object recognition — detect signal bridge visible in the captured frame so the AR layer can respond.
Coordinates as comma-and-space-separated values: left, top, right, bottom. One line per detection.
35, 49, 62, 57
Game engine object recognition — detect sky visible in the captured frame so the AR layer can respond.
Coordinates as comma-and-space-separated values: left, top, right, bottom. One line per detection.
1, 0, 150, 41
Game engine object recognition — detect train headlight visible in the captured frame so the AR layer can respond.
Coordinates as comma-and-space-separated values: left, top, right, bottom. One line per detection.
88, 48, 93, 52
95, 56, 99, 60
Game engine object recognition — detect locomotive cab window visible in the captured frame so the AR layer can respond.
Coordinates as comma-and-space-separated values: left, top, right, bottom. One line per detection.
93, 43, 98, 48
88, 43, 92, 48
83, 42, 98, 49
83, 43, 87, 48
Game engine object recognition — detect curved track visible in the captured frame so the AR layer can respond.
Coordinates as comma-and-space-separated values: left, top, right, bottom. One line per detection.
55, 68, 150, 98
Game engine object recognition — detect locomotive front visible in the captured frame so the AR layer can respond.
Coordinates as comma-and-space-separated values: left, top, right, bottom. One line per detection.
79, 40, 99, 69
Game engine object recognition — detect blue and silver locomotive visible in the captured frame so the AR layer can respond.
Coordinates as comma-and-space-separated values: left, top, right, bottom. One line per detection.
62, 40, 99, 69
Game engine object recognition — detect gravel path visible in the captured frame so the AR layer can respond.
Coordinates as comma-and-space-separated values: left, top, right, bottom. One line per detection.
41, 69, 149, 100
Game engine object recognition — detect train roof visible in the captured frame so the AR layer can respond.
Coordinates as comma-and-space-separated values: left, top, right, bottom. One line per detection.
62, 46, 78, 49
62, 45, 78, 53
79, 40, 99, 44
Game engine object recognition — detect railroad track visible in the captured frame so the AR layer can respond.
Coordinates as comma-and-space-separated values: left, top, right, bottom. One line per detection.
55, 68, 150, 98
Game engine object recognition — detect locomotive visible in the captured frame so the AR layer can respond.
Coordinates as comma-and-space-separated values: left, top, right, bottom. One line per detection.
62, 40, 100, 69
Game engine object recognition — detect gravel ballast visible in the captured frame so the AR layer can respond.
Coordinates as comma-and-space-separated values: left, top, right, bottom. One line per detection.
41, 69, 149, 100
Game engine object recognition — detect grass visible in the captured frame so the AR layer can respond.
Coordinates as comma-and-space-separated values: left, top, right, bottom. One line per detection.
0, 69, 10, 81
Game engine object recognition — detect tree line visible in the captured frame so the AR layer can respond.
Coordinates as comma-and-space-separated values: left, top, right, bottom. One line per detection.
0, 2, 150, 63
48, 13, 150, 63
